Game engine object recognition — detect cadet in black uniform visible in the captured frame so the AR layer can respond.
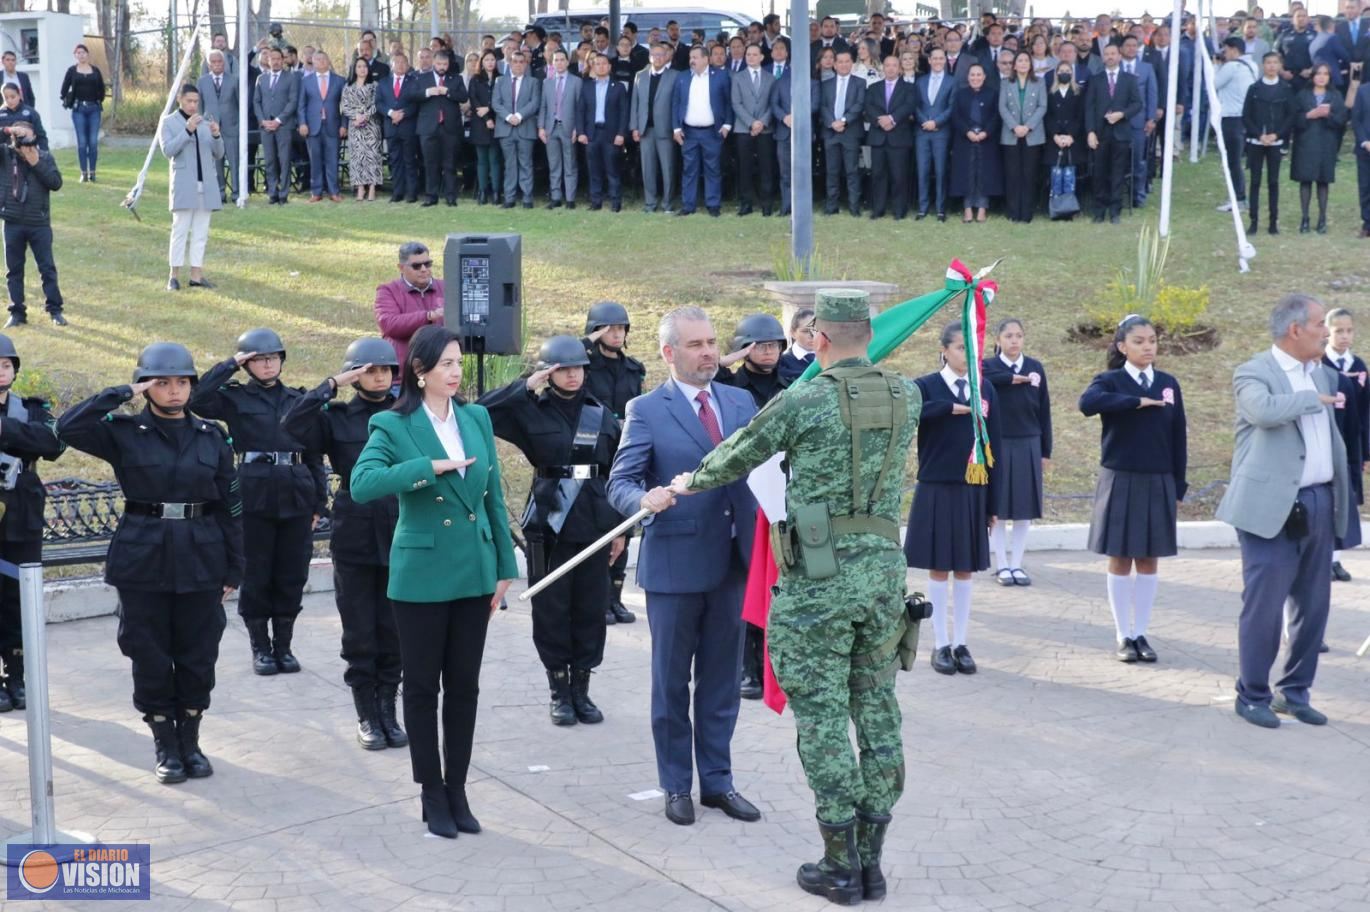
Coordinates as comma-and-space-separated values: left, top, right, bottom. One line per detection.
580, 300, 644, 625
478, 335, 624, 726
57, 343, 244, 784
282, 338, 406, 751
190, 328, 327, 676
0, 333, 62, 713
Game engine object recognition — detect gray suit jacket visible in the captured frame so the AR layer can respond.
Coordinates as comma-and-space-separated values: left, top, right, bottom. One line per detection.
730, 66, 775, 133
197, 71, 240, 134
493, 73, 541, 139
253, 68, 298, 130
159, 112, 225, 211
630, 66, 678, 138
998, 78, 1046, 145
537, 71, 581, 137
1216, 350, 1349, 539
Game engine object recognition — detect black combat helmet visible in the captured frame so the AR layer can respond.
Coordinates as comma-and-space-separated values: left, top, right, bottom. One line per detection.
732, 313, 786, 352
342, 337, 400, 372
584, 301, 631, 336
538, 334, 592, 370
132, 342, 198, 383
236, 327, 287, 362
0, 333, 19, 373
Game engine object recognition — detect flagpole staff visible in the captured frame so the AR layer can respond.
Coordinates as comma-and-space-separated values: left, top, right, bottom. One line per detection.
517, 507, 651, 602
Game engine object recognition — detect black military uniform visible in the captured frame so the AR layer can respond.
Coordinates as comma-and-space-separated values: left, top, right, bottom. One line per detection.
0, 334, 61, 713
580, 301, 644, 626
189, 328, 326, 676
57, 343, 244, 784
478, 335, 623, 726
282, 338, 406, 751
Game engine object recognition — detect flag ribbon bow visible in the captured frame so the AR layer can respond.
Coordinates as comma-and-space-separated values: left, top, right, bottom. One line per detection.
945, 259, 999, 484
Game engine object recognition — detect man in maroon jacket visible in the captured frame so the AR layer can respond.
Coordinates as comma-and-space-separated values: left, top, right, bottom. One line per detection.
373, 241, 445, 372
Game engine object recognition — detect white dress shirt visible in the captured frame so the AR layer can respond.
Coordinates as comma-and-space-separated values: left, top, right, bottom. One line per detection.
685, 70, 714, 126
834, 74, 850, 120
999, 353, 1024, 372
673, 377, 715, 414
1325, 345, 1355, 372
787, 341, 813, 360
423, 401, 468, 477
1123, 360, 1155, 389
1270, 345, 1334, 488
940, 364, 970, 399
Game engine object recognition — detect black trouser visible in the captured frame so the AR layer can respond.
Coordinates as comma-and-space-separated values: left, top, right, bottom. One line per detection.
586, 132, 622, 204
421, 129, 461, 202
530, 537, 609, 671
333, 560, 402, 688
1247, 144, 1283, 221
742, 621, 764, 683
1003, 140, 1042, 221
116, 589, 226, 716
1220, 117, 1246, 201
386, 130, 417, 200
0, 538, 40, 652
4, 222, 63, 316
393, 595, 490, 787
868, 144, 911, 218
1093, 135, 1130, 217
734, 131, 776, 210
1357, 153, 1370, 231
824, 138, 861, 210
237, 512, 313, 622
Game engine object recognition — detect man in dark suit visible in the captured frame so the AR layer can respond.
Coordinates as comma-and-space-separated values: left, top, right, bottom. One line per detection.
1335, 0, 1370, 71
769, 39, 812, 217
577, 53, 630, 211
811, 16, 850, 60
864, 55, 915, 220
915, 47, 956, 220
943, 30, 970, 83
672, 46, 731, 217
253, 47, 297, 204
296, 51, 345, 201
607, 307, 761, 828
410, 49, 467, 206
0, 52, 34, 107
868, 12, 896, 58
1119, 35, 1158, 206
1087, 44, 1142, 224
1144, 24, 1190, 177
666, 20, 693, 71
377, 50, 418, 203
820, 50, 866, 217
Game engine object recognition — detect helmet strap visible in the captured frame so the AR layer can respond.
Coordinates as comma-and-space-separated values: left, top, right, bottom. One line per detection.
548, 380, 579, 399
354, 386, 390, 401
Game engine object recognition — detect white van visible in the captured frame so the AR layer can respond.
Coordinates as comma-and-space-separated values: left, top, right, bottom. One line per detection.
530, 7, 754, 44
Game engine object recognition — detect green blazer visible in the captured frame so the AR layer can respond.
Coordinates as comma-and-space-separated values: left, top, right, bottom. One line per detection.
351, 401, 519, 603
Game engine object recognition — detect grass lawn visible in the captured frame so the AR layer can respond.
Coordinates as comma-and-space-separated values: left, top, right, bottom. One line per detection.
27, 143, 1370, 524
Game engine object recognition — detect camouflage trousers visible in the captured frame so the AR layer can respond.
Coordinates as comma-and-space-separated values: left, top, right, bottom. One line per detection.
767, 547, 906, 825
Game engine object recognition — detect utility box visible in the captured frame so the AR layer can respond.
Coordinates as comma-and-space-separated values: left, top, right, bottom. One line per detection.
0, 12, 87, 149
443, 233, 523, 357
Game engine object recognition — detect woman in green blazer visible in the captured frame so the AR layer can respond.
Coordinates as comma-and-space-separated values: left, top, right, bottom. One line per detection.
351, 325, 518, 839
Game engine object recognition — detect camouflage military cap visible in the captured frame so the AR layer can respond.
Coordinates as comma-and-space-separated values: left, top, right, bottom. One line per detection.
814, 289, 870, 324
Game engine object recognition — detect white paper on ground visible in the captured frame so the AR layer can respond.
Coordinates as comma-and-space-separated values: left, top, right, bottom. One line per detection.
628, 789, 664, 801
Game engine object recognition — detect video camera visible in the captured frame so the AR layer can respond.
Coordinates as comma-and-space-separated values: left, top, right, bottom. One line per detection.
2, 125, 37, 148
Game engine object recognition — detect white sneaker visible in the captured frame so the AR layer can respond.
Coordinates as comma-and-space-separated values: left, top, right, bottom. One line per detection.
1216, 201, 1234, 212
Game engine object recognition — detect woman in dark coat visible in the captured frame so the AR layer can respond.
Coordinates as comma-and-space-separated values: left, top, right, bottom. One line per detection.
469, 51, 501, 204
949, 63, 1003, 223
1291, 63, 1347, 233
1045, 61, 1087, 203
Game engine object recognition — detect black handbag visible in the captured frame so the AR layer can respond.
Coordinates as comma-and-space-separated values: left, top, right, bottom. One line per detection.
1049, 149, 1080, 219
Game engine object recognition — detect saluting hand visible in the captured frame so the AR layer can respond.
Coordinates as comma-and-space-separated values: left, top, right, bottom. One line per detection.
1010, 373, 1033, 384
330, 364, 373, 389
233, 350, 259, 367
719, 343, 753, 368
525, 364, 558, 391
433, 458, 476, 474
586, 326, 609, 344
129, 379, 158, 396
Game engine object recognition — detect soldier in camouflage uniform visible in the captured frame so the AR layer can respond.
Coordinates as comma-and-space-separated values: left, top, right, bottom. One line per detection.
670, 289, 921, 906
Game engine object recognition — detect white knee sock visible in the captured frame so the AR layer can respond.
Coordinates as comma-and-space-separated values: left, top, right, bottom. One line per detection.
929, 578, 950, 649
952, 579, 973, 647
1107, 573, 1135, 640
1132, 573, 1158, 638
989, 522, 1008, 571
1010, 520, 1032, 569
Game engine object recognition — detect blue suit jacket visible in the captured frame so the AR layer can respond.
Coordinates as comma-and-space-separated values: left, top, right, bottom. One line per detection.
914, 72, 956, 129
1125, 59, 1158, 129
671, 67, 731, 133
577, 77, 630, 141
608, 380, 757, 594
770, 70, 819, 141
296, 69, 344, 134
375, 71, 416, 137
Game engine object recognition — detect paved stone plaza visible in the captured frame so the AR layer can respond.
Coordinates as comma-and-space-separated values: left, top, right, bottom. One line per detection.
2, 548, 1368, 911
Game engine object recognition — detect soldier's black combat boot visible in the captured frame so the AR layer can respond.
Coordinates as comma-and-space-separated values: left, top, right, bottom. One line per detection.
546, 668, 577, 726
796, 818, 863, 906
856, 810, 893, 900
351, 685, 387, 750
144, 714, 187, 784
608, 577, 636, 623
377, 683, 408, 747
246, 619, 278, 675
0, 649, 13, 712
570, 668, 604, 724
271, 617, 302, 673
5, 647, 24, 710
177, 708, 214, 778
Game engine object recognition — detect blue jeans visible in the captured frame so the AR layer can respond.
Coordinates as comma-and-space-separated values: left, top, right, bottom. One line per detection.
72, 103, 101, 175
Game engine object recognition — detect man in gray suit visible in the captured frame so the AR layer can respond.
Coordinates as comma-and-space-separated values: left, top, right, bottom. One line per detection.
631, 42, 679, 213
197, 50, 239, 201
538, 49, 581, 209
1218, 293, 1349, 729
493, 51, 541, 208
253, 47, 298, 204
731, 42, 776, 216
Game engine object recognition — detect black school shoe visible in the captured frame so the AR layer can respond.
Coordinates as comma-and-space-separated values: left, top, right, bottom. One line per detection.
1133, 635, 1157, 663
1116, 638, 1139, 663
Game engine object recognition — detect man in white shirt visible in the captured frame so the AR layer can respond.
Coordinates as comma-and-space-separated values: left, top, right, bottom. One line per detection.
671, 46, 729, 216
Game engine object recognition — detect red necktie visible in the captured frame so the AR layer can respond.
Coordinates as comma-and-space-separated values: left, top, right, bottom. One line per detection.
394, 76, 401, 98
696, 391, 724, 446
319, 74, 327, 120
437, 74, 444, 123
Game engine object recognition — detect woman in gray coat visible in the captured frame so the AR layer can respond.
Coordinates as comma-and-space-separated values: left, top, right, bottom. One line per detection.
159, 83, 224, 291
999, 51, 1047, 223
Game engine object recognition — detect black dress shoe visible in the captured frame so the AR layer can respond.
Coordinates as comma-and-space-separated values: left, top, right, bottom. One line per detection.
1093, 213, 1106, 224
952, 645, 977, 674
739, 675, 762, 700
868, 211, 883, 220
188, 278, 215, 289
590, 201, 603, 211
166, 278, 181, 292
708, 207, 721, 217
664, 792, 695, 825
1110, 213, 1121, 224
937, 212, 947, 222
546, 199, 563, 209
916, 211, 928, 220
823, 206, 839, 215
1268, 221, 1279, 235
421, 784, 459, 838
566, 201, 576, 210
406, 196, 418, 203
761, 207, 772, 217
502, 201, 515, 209
849, 206, 860, 218
610, 201, 621, 212
604, 606, 618, 625
1235, 698, 1280, 729
1299, 216, 1311, 233
523, 201, 534, 209
1133, 635, 1157, 663
445, 198, 458, 206
931, 645, 956, 675
389, 195, 404, 203
780, 207, 791, 216
1272, 694, 1328, 725
700, 790, 761, 821
1331, 561, 1352, 582
737, 205, 753, 216
676, 208, 695, 216
1319, 640, 1330, 653
1316, 217, 1327, 234
3, 314, 26, 328
421, 199, 438, 207
1116, 638, 1139, 662
609, 600, 635, 623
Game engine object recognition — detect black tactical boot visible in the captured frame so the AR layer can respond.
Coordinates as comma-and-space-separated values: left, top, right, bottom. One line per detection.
145, 714, 187, 784
796, 818, 863, 906
608, 577, 636, 623
246, 619, 278, 675
570, 668, 604, 724
352, 685, 387, 750
5, 647, 24, 710
377, 683, 408, 747
547, 668, 577, 726
856, 810, 893, 900
271, 617, 302, 673
177, 709, 214, 778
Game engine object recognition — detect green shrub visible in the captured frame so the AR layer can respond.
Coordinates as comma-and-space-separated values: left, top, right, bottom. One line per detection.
1151, 284, 1211, 334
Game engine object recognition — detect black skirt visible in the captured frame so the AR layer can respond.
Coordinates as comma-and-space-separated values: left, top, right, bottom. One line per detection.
1087, 468, 1178, 558
994, 435, 1043, 521
905, 481, 991, 572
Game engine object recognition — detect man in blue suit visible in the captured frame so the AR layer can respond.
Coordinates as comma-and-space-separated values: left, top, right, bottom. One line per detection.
915, 47, 956, 220
769, 39, 817, 218
577, 53, 630, 211
1144, 25, 1191, 176
608, 306, 761, 828
296, 50, 345, 201
1119, 35, 1158, 207
672, 46, 731, 217
376, 50, 418, 203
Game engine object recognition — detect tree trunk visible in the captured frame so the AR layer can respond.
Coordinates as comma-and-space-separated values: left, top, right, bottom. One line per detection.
208, 0, 226, 42
360, 0, 378, 29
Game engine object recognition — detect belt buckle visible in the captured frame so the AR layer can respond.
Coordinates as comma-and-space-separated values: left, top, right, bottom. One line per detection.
162, 502, 187, 520
571, 465, 592, 480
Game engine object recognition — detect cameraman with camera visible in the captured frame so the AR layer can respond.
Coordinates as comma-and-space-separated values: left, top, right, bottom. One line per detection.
0, 119, 66, 329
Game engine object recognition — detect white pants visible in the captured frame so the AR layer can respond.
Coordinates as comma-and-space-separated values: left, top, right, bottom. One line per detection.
169, 208, 212, 268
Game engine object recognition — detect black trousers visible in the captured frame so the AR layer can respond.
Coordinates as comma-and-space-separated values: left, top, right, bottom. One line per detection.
1247, 144, 1283, 220
868, 144, 911, 217
1092, 135, 1130, 216
530, 538, 609, 671
1357, 153, 1370, 231
824, 138, 861, 210
4, 222, 63, 315
393, 595, 490, 787
1003, 140, 1042, 222
586, 133, 622, 204
421, 129, 461, 202
1220, 117, 1246, 201
237, 512, 313, 621
742, 621, 764, 682
734, 131, 776, 209
116, 589, 226, 716
386, 130, 417, 200
333, 560, 402, 688
0, 538, 40, 652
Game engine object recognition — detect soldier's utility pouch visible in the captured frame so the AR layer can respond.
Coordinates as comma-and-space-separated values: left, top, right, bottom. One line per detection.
898, 592, 933, 671
792, 502, 839, 580
770, 519, 797, 571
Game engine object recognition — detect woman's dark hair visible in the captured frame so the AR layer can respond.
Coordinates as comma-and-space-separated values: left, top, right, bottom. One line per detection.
395, 325, 466, 415
992, 317, 1024, 355
1310, 62, 1334, 87
1108, 314, 1154, 370
348, 55, 374, 84
936, 321, 963, 366
1013, 50, 1037, 82
74, 43, 89, 54
479, 49, 499, 81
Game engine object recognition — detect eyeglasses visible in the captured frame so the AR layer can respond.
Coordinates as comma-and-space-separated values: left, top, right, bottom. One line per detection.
407, 260, 433, 269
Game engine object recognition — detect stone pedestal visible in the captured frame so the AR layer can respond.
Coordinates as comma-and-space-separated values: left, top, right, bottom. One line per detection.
762, 280, 901, 340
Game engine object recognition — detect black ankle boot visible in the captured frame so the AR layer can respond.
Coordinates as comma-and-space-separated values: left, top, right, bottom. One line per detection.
376, 682, 408, 747
1247, 214, 1258, 234
245, 619, 278, 675
4, 647, 23, 710
145, 714, 187, 784
420, 783, 458, 838
608, 577, 636, 623
570, 668, 604, 724
445, 783, 482, 833
177, 709, 213, 778
351, 685, 387, 750
1300, 215, 1311, 233
271, 617, 301, 673
1316, 213, 1327, 234
856, 810, 892, 900
547, 668, 577, 725
796, 818, 863, 905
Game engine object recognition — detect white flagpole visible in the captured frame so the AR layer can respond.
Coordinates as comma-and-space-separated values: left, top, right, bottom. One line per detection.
236, 0, 249, 208
518, 508, 650, 602
1188, 0, 1203, 162
1158, 0, 1183, 237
